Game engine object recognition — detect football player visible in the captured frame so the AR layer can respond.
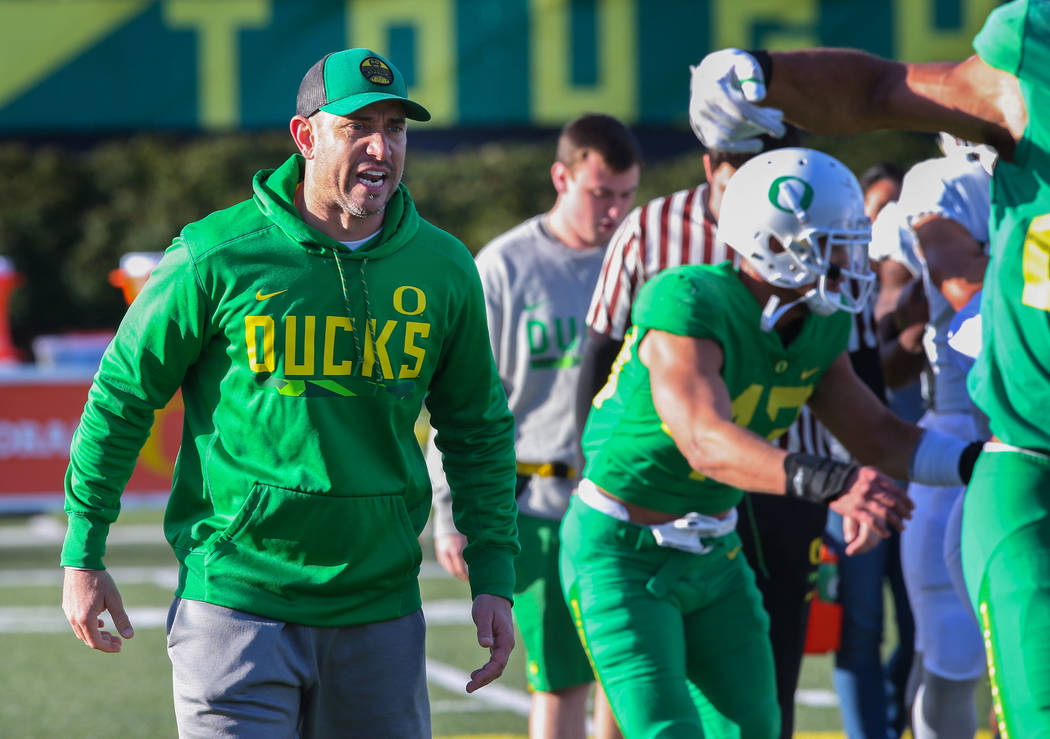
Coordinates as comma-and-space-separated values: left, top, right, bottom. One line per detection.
561, 147, 980, 738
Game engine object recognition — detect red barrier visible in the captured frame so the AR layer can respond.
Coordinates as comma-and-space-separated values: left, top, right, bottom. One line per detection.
0, 252, 178, 511
0, 369, 182, 511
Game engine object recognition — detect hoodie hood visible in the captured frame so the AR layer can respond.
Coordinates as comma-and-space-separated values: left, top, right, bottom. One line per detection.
252, 154, 420, 260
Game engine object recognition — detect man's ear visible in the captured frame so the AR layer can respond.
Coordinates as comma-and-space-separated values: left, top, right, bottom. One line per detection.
550, 161, 572, 195
290, 115, 315, 159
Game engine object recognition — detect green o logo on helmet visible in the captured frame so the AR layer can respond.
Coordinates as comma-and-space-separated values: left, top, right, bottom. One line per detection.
768, 176, 814, 213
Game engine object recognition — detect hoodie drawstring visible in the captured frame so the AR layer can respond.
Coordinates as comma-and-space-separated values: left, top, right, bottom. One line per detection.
333, 252, 376, 381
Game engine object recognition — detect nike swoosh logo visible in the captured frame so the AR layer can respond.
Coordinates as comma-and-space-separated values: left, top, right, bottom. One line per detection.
256, 289, 288, 301
524, 299, 550, 312
726, 545, 742, 560
800, 367, 820, 380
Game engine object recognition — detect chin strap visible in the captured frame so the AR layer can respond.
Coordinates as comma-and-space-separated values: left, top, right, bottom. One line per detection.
760, 286, 841, 331
760, 293, 808, 332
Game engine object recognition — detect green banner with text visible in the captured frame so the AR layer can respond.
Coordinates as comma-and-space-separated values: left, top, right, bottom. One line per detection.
0, 0, 1004, 132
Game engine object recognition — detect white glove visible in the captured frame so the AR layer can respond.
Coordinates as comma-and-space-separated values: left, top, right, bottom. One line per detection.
689, 48, 787, 152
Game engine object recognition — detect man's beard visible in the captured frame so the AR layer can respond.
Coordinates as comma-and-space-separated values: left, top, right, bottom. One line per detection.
346, 198, 385, 219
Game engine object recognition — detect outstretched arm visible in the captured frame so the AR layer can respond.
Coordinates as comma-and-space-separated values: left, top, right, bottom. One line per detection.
643, 330, 911, 544
691, 47, 1025, 158
764, 51, 1022, 153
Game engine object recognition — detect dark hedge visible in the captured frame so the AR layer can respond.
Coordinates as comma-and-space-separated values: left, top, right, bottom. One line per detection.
0, 128, 935, 358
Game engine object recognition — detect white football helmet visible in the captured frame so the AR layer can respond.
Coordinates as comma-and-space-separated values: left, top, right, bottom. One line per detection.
717, 147, 875, 331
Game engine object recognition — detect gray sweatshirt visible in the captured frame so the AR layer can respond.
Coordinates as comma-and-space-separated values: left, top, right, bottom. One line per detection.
427, 215, 605, 534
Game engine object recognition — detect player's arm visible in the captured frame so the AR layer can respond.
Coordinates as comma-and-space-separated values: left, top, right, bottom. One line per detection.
644, 330, 911, 541
808, 352, 923, 477
763, 51, 1024, 155
691, 48, 1024, 157
912, 215, 988, 311
809, 351, 982, 487
642, 330, 789, 491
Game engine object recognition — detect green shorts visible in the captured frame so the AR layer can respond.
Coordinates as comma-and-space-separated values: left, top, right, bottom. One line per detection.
559, 495, 778, 739
513, 513, 595, 692
962, 445, 1050, 737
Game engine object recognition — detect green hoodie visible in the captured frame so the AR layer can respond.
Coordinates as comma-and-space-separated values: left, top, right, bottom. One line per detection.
62, 154, 518, 627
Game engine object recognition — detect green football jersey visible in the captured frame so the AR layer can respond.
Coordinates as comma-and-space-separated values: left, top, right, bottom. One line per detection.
581, 262, 852, 516
969, 0, 1050, 450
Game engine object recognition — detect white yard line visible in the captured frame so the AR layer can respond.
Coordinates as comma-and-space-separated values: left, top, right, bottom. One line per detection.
0, 602, 839, 709
0, 518, 840, 711
0, 599, 474, 630
426, 661, 532, 716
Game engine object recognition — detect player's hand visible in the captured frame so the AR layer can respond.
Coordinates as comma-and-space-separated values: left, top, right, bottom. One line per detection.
841, 516, 883, 556
829, 466, 913, 540
466, 593, 515, 693
689, 48, 786, 152
435, 533, 469, 582
62, 567, 134, 653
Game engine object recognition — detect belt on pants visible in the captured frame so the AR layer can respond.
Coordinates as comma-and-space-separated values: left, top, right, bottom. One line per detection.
516, 461, 576, 479
576, 479, 738, 554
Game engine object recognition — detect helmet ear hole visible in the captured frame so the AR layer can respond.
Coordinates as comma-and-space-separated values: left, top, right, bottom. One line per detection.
767, 236, 786, 254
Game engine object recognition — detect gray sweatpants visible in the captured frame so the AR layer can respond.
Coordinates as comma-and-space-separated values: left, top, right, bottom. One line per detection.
166, 598, 430, 738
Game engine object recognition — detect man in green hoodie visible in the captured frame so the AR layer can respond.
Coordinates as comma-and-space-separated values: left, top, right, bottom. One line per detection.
60, 48, 519, 738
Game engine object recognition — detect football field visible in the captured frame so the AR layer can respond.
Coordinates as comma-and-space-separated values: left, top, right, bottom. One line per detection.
0, 510, 992, 738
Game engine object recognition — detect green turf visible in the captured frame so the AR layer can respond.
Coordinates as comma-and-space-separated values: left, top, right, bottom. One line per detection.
0, 509, 994, 737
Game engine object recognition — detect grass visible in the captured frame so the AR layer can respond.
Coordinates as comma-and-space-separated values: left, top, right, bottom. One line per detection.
0, 509, 993, 738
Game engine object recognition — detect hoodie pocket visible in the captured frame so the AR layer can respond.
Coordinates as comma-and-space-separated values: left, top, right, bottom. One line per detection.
203, 483, 422, 608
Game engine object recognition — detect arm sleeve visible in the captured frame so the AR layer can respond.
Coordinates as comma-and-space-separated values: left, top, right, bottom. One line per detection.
633, 268, 724, 339
575, 329, 623, 446
426, 246, 509, 541
61, 240, 210, 568
425, 254, 518, 602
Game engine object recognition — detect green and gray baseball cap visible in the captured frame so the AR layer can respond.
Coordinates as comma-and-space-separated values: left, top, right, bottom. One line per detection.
296, 48, 431, 121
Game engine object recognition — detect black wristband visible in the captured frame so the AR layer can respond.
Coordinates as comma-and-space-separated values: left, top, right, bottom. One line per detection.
783, 452, 858, 504
959, 441, 983, 485
747, 49, 774, 87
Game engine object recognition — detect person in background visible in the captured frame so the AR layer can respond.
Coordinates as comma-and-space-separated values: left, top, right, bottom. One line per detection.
60, 48, 519, 738
889, 135, 993, 739
688, 4, 1049, 731
428, 113, 642, 739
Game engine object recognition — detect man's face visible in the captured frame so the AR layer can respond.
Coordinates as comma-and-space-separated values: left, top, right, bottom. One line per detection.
553, 153, 640, 247
863, 177, 900, 221
304, 100, 407, 221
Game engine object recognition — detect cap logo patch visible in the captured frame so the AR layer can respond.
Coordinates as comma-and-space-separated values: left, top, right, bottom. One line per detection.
360, 57, 394, 85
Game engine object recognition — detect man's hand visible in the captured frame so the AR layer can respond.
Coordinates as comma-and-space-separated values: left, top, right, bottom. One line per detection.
689, 48, 786, 152
435, 533, 469, 582
841, 516, 883, 556
466, 593, 514, 693
62, 567, 134, 653
829, 466, 914, 545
